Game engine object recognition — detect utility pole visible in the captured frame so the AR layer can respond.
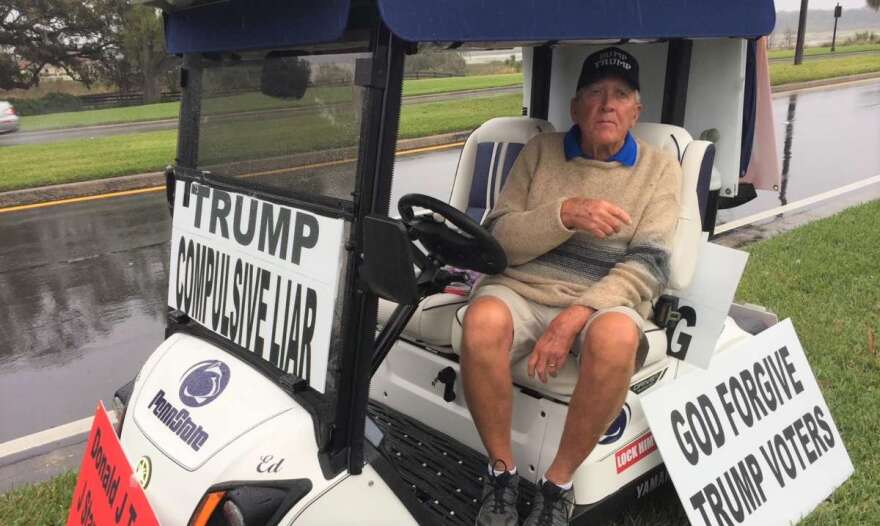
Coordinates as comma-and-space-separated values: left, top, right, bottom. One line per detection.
831, 4, 842, 52
794, 0, 809, 65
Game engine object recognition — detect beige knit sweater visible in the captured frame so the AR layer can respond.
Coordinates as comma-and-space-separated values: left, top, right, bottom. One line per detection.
475, 131, 682, 319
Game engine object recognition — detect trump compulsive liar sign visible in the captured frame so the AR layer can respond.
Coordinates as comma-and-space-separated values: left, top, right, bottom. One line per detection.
641, 320, 853, 525
168, 180, 345, 393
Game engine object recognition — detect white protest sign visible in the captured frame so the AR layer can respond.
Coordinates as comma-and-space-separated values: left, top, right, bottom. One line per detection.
642, 319, 853, 526
668, 242, 749, 369
168, 180, 345, 393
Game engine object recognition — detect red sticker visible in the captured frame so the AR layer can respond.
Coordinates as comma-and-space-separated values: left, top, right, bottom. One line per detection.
615, 432, 657, 473
67, 402, 159, 526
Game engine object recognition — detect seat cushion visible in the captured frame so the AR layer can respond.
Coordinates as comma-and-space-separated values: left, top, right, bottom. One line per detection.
377, 292, 469, 346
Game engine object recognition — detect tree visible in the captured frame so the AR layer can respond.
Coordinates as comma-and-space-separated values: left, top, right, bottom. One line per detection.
404, 47, 466, 76
118, 5, 178, 102
868, 0, 879, 11
783, 27, 795, 49
0, 0, 125, 90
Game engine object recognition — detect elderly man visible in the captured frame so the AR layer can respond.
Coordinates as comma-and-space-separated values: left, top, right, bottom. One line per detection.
461, 47, 682, 526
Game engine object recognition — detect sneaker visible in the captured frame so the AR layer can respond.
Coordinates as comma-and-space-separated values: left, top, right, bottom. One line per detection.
475, 464, 519, 526
522, 479, 575, 526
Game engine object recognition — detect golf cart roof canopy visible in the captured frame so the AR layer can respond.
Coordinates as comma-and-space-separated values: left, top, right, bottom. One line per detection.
163, 0, 776, 54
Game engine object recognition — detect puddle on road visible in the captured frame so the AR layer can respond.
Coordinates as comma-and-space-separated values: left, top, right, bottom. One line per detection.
717, 82, 880, 225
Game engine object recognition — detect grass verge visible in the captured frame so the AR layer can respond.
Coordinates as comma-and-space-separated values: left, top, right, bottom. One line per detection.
767, 43, 880, 60
0, 93, 522, 192
612, 199, 880, 524
0, 471, 77, 526
15, 52, 880, 133
4, 55, 879, 191
769, 54, 880, 85
5, 199, 880, 524
18, 73, 523, 133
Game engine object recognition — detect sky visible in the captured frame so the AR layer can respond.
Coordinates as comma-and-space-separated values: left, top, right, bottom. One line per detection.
774, 0, 872, 11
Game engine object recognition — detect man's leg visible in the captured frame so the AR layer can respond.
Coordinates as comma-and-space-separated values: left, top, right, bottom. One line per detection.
460, 295, 515, 468
544, 312, 640, 484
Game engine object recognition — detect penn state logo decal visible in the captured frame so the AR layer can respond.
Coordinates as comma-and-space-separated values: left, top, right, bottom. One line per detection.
179, 360, 231, 407
599, 403, 631, 445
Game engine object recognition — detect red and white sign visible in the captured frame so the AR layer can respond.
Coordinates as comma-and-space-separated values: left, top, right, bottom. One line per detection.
615, 432, 657, 473
67, 403, 159, 526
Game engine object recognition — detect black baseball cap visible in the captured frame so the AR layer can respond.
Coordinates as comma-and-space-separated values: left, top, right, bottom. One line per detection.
576, 47, 640, 92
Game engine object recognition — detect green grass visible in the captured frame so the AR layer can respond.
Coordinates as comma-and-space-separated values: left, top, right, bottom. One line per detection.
5, 55, 879, 191
402, 73, 522, 96
729, 201, 880, 525
0, 130, 178, 190
5, 199, 880, 524
18, 74, 524, 133
767, 43, 880, 59
611, 199, 880, 524
15, 51, 879, 133
19, 102, 181, 132
0, 471, 77, 526
769, 54, 880, 86
0, 93, 522, 192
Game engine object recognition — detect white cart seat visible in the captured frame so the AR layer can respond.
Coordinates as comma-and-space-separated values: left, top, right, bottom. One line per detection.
377, 117, 555, 345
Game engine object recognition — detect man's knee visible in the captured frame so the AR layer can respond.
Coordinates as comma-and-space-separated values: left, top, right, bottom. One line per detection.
582, 313, 639, 370
462, 296, 513, 351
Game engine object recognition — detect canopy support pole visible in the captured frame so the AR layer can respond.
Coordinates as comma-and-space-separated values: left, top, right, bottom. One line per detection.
529, 45, 553, 120
661, 39, 691, 126
331, 22, 408, 477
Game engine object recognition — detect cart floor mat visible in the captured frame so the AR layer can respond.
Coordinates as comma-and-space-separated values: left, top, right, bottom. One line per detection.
369, 401, 537, 525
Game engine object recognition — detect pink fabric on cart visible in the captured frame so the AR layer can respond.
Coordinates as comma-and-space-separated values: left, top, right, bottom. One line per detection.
742, 37, 781, 190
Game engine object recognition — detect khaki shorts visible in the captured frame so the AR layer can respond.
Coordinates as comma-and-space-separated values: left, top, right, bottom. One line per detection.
471, 284, 649, 366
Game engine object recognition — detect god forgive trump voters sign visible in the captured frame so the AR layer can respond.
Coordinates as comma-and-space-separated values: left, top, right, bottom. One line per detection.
641, 319, 852, 525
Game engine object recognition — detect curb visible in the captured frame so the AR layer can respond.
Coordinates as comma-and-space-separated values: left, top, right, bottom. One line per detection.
0, 412, 117, 471
0, 130, 471, 209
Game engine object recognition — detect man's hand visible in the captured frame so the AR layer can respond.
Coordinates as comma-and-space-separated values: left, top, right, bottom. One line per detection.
561, 198, 632, 239
528, 305, 595, 383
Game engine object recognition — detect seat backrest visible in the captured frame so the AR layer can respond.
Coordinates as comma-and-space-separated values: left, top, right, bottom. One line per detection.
631, 122, 714, 292
448, 117, 555, 223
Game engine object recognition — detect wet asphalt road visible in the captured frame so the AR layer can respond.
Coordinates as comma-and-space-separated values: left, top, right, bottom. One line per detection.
717, 79, 880, 223
0, 149, 460, 443
1, 81, 878, 444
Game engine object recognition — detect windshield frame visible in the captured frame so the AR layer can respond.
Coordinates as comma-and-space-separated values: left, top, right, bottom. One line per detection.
169, 24, 406, 480
178, 43, 372, 210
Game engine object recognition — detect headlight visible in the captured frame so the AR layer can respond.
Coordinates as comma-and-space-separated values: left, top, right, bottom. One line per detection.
112, 378, 136, 436
189, 481, 312, 525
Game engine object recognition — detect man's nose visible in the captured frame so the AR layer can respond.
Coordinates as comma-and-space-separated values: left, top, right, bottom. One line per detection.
600, 92, 614, 110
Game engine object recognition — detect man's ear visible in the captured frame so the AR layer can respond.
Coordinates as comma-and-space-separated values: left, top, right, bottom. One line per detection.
570, 97, 578, 122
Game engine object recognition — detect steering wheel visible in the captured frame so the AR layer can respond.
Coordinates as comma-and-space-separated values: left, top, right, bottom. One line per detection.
398, 194, 507, 275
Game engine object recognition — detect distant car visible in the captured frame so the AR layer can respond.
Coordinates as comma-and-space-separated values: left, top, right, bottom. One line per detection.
0, 101, 20, 133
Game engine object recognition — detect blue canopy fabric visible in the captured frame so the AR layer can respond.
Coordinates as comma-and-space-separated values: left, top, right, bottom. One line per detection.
377, 0, 776, 42
165, 0, 351, 54
165, 0, 775, 53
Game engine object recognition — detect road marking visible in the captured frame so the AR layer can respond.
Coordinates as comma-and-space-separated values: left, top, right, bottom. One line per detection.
0, 141, 466, 214
0, 411, 118, 463
716, 173, 880, 234
0, 186, 165, 214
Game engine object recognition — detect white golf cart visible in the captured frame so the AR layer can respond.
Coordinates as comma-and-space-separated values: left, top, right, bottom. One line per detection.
112, 1, 778, 524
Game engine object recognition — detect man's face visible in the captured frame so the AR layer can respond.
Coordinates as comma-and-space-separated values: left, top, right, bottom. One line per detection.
570, 77, 642, 150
